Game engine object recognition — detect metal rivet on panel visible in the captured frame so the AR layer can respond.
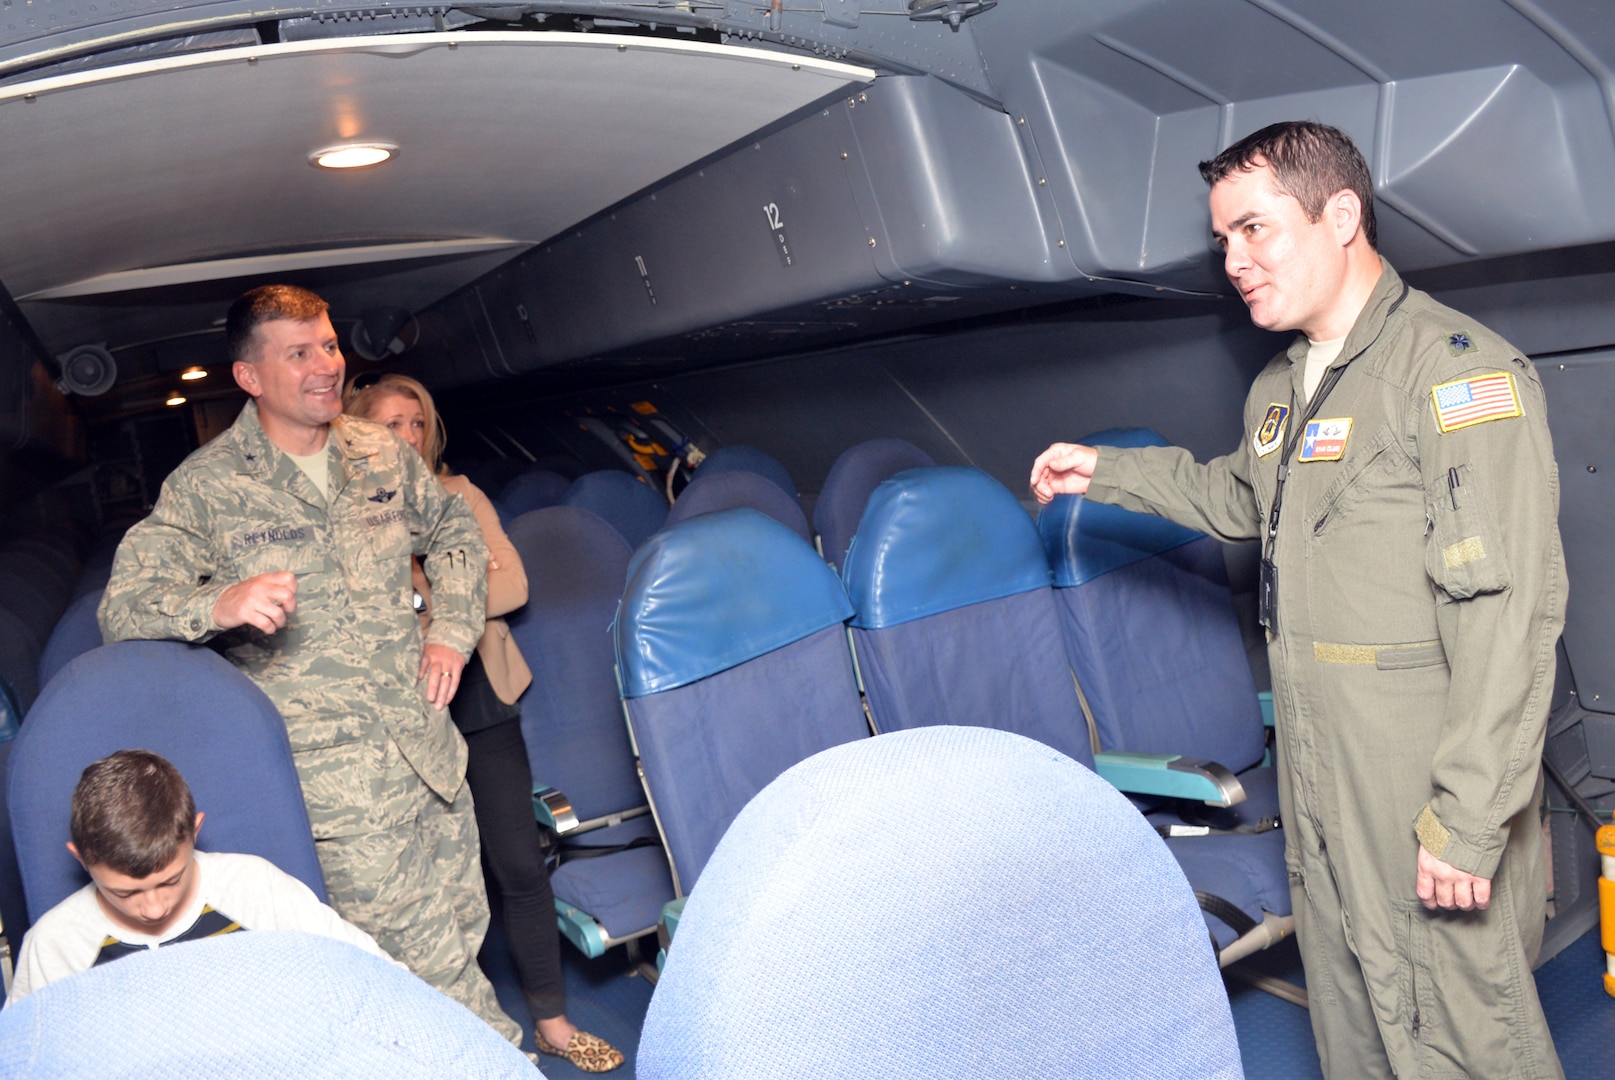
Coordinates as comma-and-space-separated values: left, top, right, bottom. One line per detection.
868, 238, 877, 247
840, 151, 848, 159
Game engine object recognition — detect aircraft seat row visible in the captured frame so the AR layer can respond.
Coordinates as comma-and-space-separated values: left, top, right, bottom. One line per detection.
491, 466, 669, 550
558, 437, 1293, 967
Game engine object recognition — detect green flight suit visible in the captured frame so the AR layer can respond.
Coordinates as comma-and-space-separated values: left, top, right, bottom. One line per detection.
98, 401, 521, 1044
1087, 260, 1565, 1079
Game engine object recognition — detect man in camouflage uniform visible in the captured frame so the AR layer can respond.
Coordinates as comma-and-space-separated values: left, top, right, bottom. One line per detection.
1032, 123, 1565, 1078
99, 284, 523, 1046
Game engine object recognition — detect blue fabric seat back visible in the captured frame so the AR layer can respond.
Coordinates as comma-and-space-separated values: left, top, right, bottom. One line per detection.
0, 606, 40, 711
638, 726, 1242, 1079
496, 468, 571, 518
841, 467, 1094, 768
0, 932, 535, 1078
37, 589, 104, 693
664, 469, 812, 544
1039, 428, 1265, 773
813, 438, 936, 570
0, 570, 60, 653
7, 641, 325, 920
696, 445, 799, 503
617, 509, 866, 892
562, 469, 668, 550
0, 739, 28, 965
505, 507, 646, 821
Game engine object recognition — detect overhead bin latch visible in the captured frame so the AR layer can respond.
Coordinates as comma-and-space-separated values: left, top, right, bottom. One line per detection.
907, 0, 996, 31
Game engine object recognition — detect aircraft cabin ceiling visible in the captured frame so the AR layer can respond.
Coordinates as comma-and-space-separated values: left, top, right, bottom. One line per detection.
2, 1, 1615, 396
0, 30, 873, 361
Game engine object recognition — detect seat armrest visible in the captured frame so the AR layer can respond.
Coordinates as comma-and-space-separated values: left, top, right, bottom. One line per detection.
532, 786, 580, 834
658, 896, 687, 957
1257, 691, 1275, 728
1093, 751, 1247, 807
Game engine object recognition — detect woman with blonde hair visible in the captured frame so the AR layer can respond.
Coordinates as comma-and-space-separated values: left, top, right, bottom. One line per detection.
345, 373, 622, 1073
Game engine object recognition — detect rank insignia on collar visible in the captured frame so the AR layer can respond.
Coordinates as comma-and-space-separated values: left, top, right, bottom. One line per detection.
1252, 403, 1289, 458
1447, 331, 1475, 356
1297, 417, 1353, 462
367, 487, 398, 504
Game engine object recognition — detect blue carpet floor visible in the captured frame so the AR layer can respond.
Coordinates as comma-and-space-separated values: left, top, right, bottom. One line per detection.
486, 911, 1613, 1078
1226, 929, 1615, 1079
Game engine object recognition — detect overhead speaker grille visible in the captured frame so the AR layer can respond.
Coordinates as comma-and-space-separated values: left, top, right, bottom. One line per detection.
55, 344, 117, 397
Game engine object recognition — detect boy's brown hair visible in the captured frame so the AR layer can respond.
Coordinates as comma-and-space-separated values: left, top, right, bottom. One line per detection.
69, 750, 196, 877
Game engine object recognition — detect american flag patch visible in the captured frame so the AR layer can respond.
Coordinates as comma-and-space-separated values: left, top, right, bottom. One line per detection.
1431, 372, 1522, 433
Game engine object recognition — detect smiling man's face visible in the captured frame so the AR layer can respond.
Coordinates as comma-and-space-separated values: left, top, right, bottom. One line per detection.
233, 313, 346, 447
1210, 160, 1349, 341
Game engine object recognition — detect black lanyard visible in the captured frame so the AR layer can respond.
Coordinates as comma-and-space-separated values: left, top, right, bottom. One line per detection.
1257, 280, 1408, 631
1262, 280, 1410, 565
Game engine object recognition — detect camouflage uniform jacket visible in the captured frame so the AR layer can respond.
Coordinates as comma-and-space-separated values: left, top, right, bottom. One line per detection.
98, 401, 488, 838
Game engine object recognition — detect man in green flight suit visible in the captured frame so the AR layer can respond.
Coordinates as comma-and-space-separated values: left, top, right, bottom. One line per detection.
98, 284, 524, 1048
1031, 123, 1565, 1079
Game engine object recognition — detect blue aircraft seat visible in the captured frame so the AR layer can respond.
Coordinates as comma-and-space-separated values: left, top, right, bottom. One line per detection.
37, 589, 103, 693
0, 544, 76, 608
0, 569, 63, 655
1037, 428, 1273, 814
505, 506, 674, 959
638, 726, 1243, 1079
561, 469, 668, 550
0, 738, 27, 976
0, 606, 40, 712
71, 531, 123, 603
840, 466, 1094, 767
1038, 428, 1292, 958
496, 467, 571, 520
694, 444, 800, 504
0, 931, 535, 1078
616, 508, 868, 898
813, 437, 936, 570
7, 641, 326, 922
664, 469, 812, 544
453, 456, 529, 501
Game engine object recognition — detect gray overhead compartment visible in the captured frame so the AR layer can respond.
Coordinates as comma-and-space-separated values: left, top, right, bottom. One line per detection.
401, 0, 1615, 380
400, 73, 1082, 384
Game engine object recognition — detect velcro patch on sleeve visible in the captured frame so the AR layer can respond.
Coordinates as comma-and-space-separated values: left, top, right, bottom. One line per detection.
1442, 536, 1486, 569
1431, 372, 1522, 433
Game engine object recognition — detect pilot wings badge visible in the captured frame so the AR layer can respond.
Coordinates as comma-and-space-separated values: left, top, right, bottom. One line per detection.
1252, 403, 1289, 458
367, 487, 398, 504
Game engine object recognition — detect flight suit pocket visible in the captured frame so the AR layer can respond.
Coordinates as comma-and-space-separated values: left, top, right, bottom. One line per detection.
1391, 898, 1442, 1042
1425, 464, 1510, 600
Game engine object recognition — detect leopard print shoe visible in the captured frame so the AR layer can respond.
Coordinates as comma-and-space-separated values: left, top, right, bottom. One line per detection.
533, 1029, 625, 1073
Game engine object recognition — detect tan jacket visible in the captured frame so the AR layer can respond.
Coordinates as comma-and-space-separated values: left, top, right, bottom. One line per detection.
414, 474, 533, 704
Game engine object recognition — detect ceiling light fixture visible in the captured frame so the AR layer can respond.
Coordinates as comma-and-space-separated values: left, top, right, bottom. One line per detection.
310, 143, 397, 170
166, 394, 187, 407
180, 367, 207, 381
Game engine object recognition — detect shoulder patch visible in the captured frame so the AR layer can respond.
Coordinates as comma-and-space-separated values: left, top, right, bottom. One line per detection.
1446, 331, 1475, 356
1431, 372, 1522, 433
1252, 403, 1289, 458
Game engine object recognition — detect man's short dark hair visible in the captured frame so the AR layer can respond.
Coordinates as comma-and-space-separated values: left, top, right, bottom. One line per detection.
225, 284, 330, 365
69, 750, 197, 877
1199, 121, 1377, 249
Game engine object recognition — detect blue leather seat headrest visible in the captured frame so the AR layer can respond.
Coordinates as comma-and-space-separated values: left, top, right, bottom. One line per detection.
617, 509, 853, 698
1039, 428, 1204, 587
842, 467, 1051, 630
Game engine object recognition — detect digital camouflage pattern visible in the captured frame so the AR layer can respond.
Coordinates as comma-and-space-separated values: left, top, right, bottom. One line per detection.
98, 401, 519, 1043
1087, 259, 1566, 1078
99, 401, 488, 837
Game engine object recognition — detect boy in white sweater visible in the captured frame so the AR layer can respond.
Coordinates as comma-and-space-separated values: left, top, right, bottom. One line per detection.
8, 749, 394, 1003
